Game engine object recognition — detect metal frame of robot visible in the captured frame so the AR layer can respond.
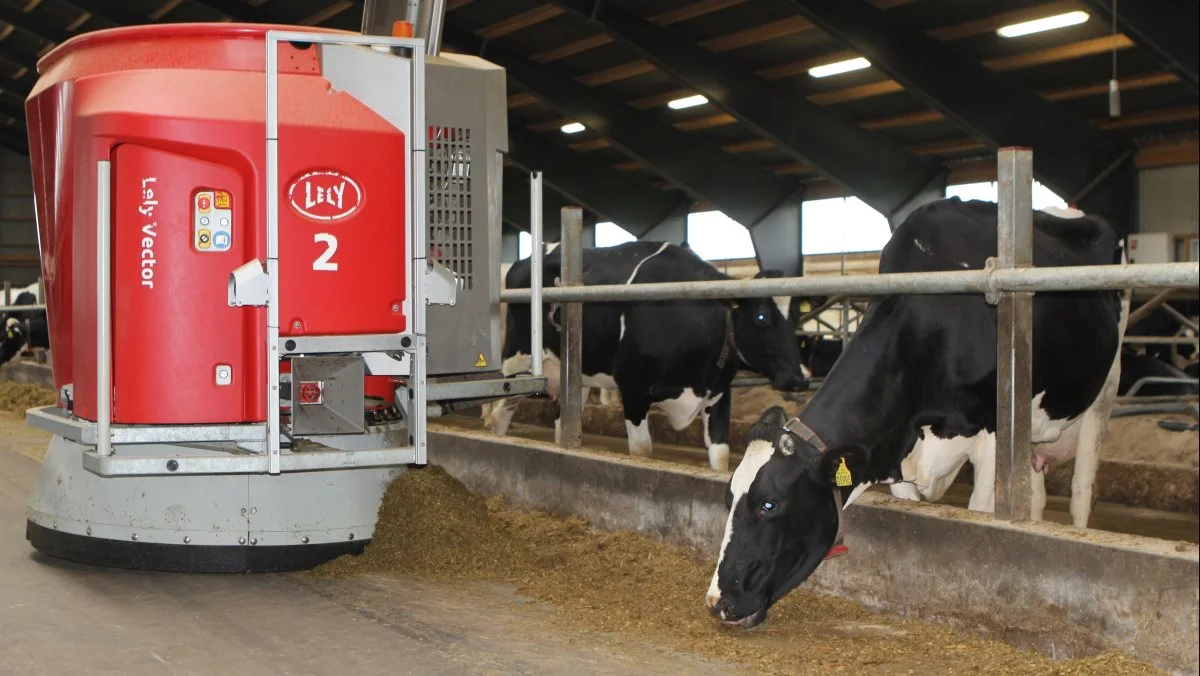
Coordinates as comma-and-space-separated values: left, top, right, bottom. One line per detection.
510, 148, 1199, 522
23, 31, 544, 479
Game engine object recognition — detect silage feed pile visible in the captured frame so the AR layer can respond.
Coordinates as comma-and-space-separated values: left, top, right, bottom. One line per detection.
0, 381, 56, 415
314, 466, 1161, 676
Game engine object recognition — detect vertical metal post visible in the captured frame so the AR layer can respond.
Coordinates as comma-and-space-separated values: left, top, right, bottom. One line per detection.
558, 206, 584, 449
530, 171, 544, 378
410, 45, 429, 465
96, 160, 112, 457
2, 280, 9, 306
423, 0, 446, 55
264, 35, 283, 475
994, 147, 1034, 521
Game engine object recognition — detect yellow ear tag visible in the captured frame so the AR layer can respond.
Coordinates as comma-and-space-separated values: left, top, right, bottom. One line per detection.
834, 457, 853, 487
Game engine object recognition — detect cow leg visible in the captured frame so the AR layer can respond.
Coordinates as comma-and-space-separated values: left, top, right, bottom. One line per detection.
702, 389, 732, 472
484, 398, 516, 436
966, 432, 996, 513
892, 427, 973, 503
891, 440, 926, 502
620, 391, 654, 458
1066, 289, 1128, 528
1030, 466, 1047, 522
1069, 399, 1112, 528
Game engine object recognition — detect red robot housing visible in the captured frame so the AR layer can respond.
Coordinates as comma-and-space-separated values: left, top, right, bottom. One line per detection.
26, 23, 409, 425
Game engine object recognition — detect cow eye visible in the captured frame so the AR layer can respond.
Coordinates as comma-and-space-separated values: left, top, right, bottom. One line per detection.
760, 500, 776, 512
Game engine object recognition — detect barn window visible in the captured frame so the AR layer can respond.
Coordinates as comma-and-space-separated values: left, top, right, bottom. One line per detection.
686, 210, 756, 260
801, 196, 891, 255
945, 180, 1068, 211
595, 221, 636, 247
516, 232, 554, 259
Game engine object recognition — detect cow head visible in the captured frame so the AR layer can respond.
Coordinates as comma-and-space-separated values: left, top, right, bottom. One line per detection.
731, 271, 809, 392
1, 317, 27, 367
705, 406, 869, 628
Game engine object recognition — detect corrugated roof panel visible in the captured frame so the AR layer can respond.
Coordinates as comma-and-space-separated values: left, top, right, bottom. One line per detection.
1004, 50, 1165, 91
718, 27, 836, 71
550, 37, 647, 78
666, 1, 800, 43
449, 0, 549, 34
498, 13, 601, 55
874, 119, 965, 146
594, 68, 680, 103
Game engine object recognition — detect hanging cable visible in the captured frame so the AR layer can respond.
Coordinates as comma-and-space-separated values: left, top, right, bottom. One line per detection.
1108, 0, 1121, 117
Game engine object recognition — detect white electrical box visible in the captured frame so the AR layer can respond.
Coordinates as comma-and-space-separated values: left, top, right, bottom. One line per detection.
1127, 232, 1173, 264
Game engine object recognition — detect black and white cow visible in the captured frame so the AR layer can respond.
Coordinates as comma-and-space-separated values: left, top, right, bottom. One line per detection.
484, 240, 810, 471
704, 198, 1128, 627
1118, 348, 1198, 397
1, 290, 49, 368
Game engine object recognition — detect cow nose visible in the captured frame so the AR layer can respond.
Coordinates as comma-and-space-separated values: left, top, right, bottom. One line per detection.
705, 591, 721, 610
709, 598, 735, 620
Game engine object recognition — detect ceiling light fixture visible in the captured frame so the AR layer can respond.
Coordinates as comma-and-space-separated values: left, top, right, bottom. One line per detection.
667, 94, 708, 110
560, 122, 585, 134
996, 11, 1089, 38
808, 57, 871, 78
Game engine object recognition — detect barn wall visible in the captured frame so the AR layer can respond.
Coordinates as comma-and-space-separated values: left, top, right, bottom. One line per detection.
1138, 164, 1200, 236
0, 148, 38, 289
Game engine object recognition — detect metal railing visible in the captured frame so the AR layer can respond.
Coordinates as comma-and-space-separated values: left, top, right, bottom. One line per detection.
513, 148, 1200, 524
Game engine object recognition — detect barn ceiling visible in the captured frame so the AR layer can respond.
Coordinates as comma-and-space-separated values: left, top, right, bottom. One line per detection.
0, 0, 1196, 234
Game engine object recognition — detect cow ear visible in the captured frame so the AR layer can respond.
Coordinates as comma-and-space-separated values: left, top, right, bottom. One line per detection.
777, 433, 795, 456
810, 444, 871, 488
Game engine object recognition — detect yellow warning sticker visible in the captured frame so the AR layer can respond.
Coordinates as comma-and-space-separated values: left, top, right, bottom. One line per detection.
835, 457, 853, 487
475, 353, 488, 367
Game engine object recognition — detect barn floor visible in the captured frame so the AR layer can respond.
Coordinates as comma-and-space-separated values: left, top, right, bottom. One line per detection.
0, 412, 737, 675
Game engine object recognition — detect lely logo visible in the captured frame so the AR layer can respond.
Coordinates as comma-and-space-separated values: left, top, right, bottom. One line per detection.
287, 170, 363, 222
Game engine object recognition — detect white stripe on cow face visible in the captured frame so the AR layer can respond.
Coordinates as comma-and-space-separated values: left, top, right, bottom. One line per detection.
706, 438, 777, 607
773, 296, 791, 321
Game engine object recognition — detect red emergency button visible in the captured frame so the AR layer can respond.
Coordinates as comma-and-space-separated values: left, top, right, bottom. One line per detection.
198, 195, 211, 212
298, 381, 322, 405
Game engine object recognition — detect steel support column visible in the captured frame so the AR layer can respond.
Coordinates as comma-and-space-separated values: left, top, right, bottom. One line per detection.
994, 147, 1034, 522
507, 127, 690, 238
558, 207, 584, 450
639, 203, 690, 245
749, 194, 805, 277
442, 22, 802, 234
1079, 0, 1198, 94
554, 0, 947, 227
788, 0, 1137, 233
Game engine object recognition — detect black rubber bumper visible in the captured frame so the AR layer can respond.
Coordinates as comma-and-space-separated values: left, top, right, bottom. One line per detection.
26, 520, 367, 573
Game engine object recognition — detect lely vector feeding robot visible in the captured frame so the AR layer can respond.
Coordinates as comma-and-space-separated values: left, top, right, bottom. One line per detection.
20, 18, 543, 572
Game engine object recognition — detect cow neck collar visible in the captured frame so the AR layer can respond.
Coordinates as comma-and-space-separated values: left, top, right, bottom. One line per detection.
782, 416, 848, 561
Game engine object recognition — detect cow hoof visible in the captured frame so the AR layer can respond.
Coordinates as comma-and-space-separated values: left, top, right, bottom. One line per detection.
889, 483, 923, 502
629, 445, 652, 458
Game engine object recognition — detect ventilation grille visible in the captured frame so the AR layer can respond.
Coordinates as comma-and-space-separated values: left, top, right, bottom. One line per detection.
428, 126, 473, 290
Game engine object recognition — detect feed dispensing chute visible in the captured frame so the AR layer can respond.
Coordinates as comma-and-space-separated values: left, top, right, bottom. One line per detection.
21, 23, 545, 572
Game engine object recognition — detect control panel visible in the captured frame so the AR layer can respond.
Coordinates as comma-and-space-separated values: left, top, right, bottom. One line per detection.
193, 189, 233, 252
